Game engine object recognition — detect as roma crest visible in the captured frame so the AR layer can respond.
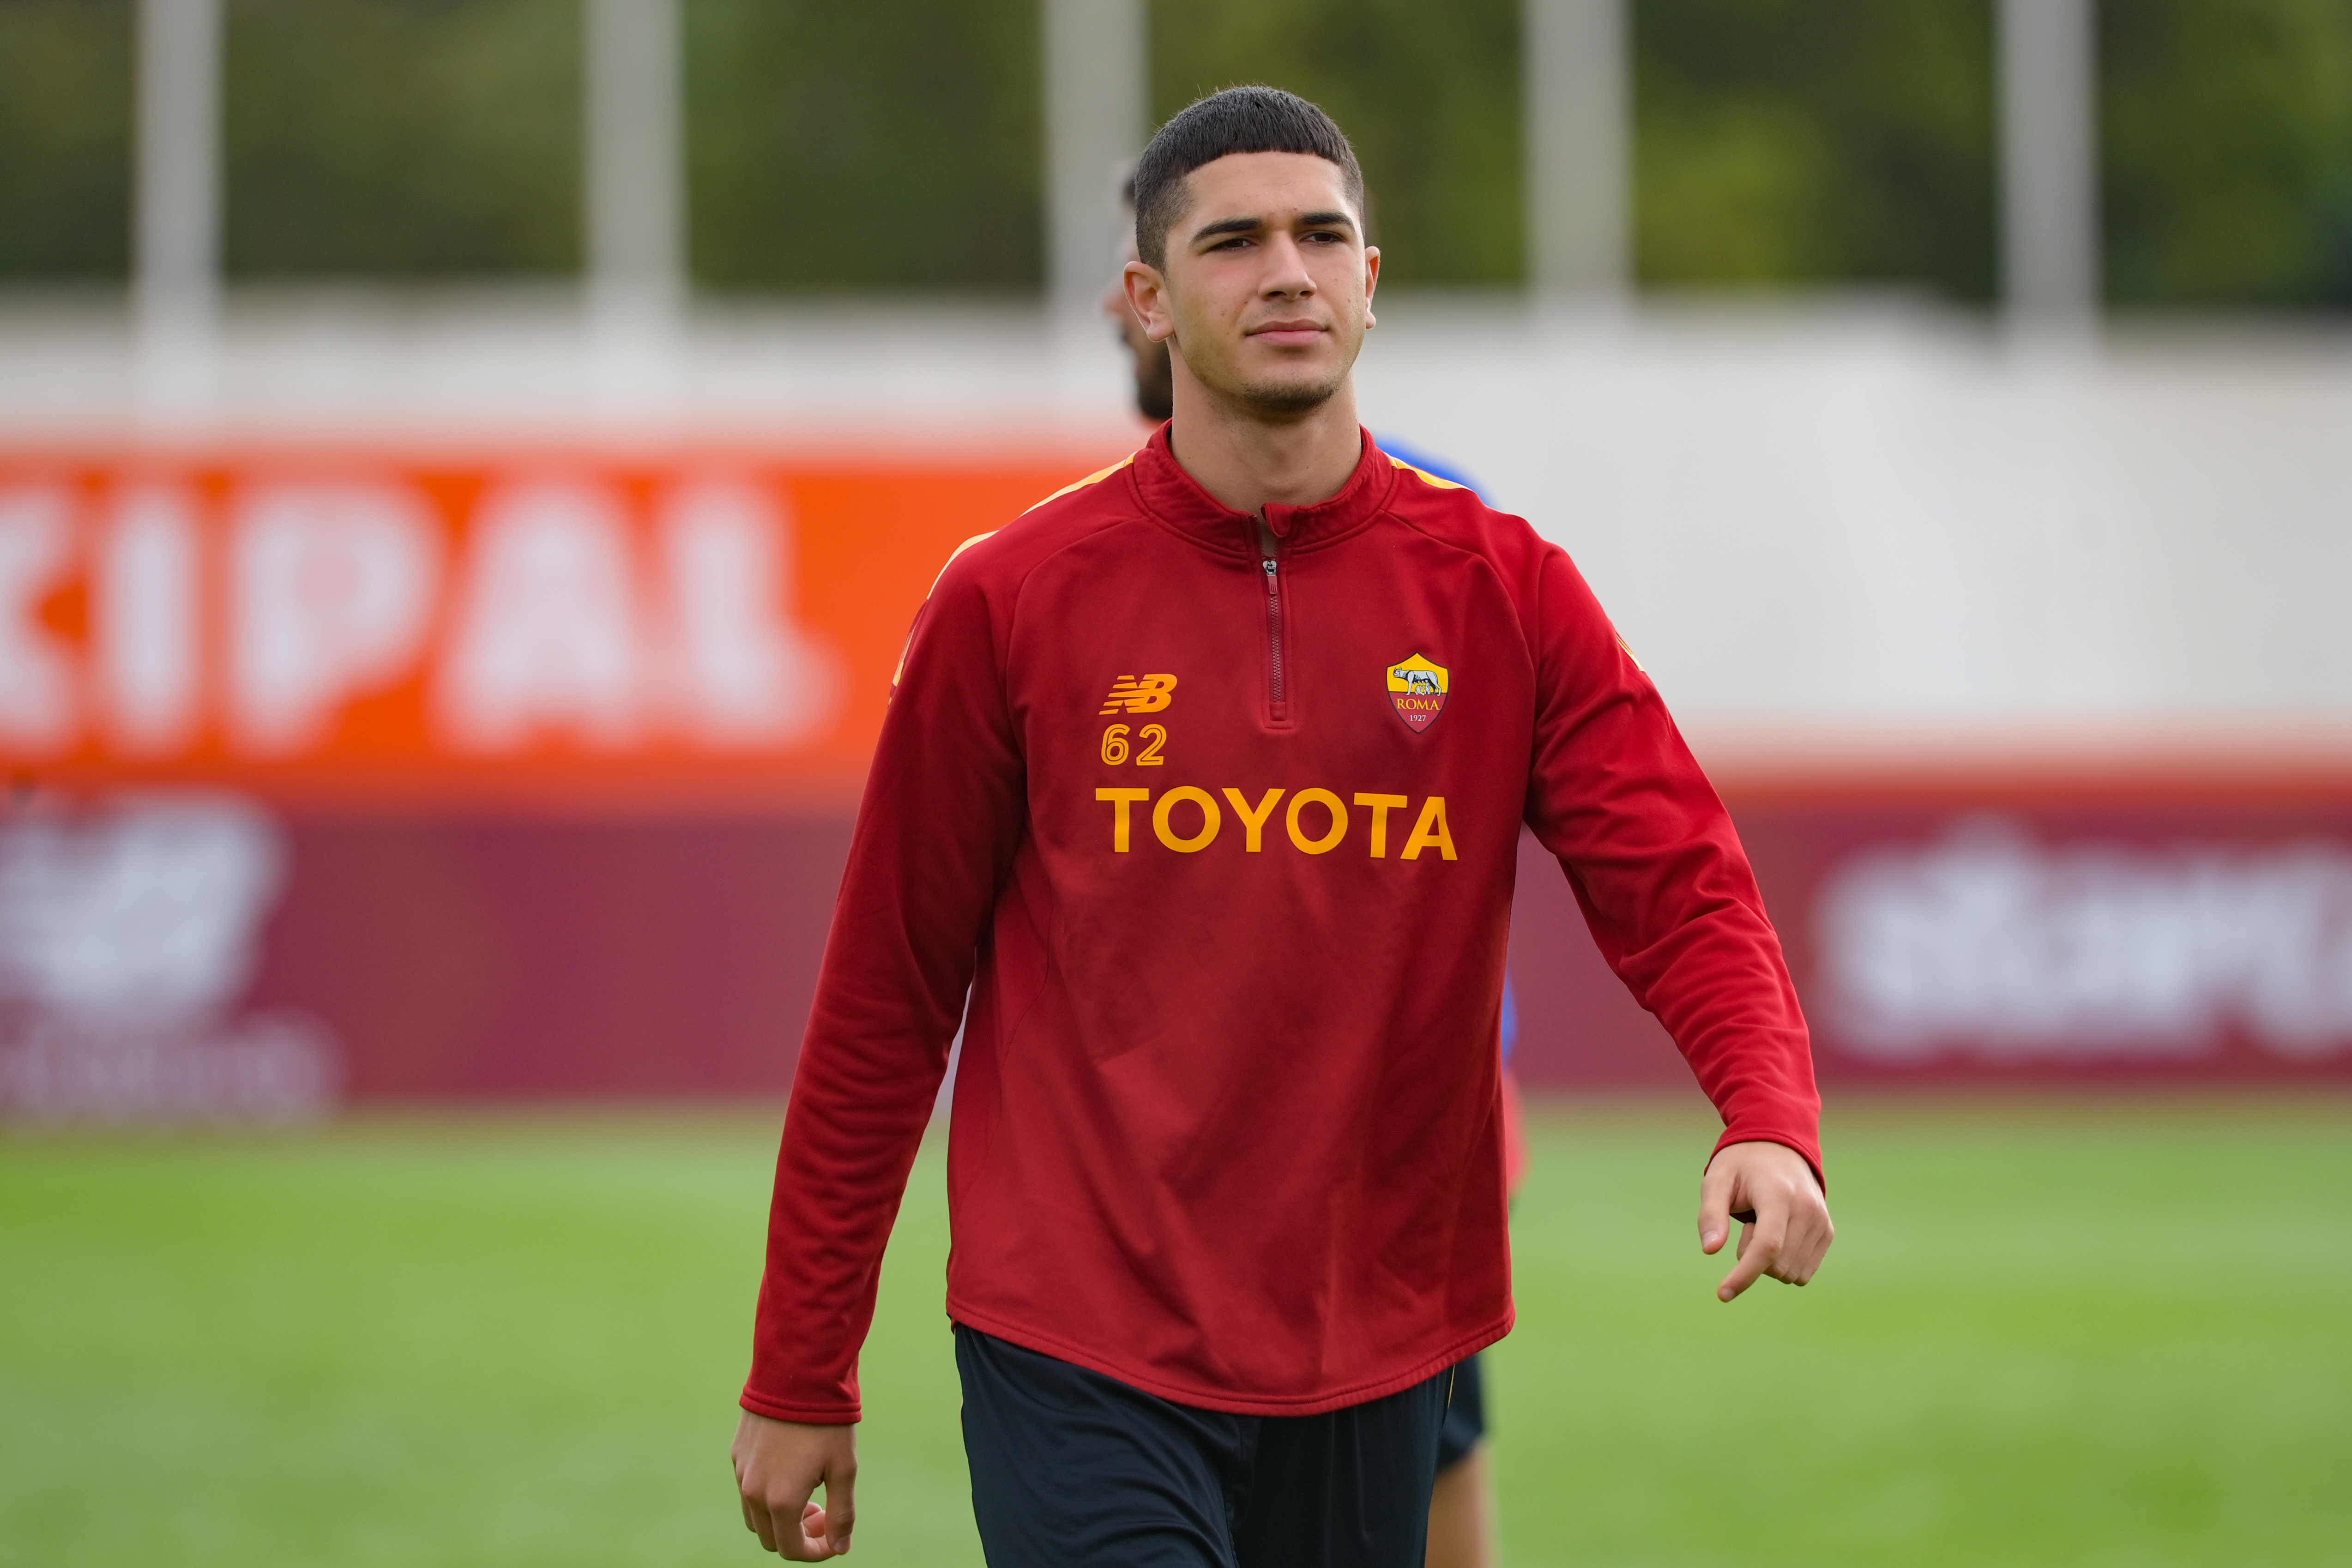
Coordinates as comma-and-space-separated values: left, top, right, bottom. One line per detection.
1385, 653, 1449, 732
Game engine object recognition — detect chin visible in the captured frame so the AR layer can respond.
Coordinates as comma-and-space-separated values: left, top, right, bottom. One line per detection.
1233, 371, 1348, 418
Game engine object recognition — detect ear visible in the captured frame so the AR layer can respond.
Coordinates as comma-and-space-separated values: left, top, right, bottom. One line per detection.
1362, 245, 1381, 327
1124, 259, 1177, 344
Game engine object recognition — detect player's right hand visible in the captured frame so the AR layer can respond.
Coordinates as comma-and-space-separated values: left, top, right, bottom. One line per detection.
733, 1410, 857, 1558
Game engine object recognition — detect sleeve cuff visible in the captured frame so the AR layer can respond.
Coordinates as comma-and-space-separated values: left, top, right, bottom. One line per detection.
740, 1387, 861, 1425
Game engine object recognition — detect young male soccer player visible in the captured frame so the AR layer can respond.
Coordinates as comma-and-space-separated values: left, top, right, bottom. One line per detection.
1105, 181, 1513, 1568
733, 86, 1833, 1565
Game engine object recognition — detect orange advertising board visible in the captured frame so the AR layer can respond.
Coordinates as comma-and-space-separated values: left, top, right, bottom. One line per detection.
0, 447, 1127, 806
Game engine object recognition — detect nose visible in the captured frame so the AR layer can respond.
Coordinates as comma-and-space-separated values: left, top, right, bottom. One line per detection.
1258, 232, 1316, 299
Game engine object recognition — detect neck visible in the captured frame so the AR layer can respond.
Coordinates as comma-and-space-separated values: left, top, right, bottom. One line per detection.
1162, 371, 1364, 516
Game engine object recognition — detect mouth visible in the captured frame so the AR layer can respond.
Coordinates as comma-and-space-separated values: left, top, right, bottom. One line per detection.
1246, 319, 1327, 348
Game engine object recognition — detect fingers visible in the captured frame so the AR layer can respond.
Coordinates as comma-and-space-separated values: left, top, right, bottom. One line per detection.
735, 1449, 784, 1553
1767, 1185, 1835, 1287
1717, 1204, 1785, 1302
820, 1450, 857, 1556
770, 1496, 845, 1561
742, 1486, 781, 1554
773, 1459, 856, 1558
1696, 1156, 1737, 1255
796, 1500, 838, 1560
747, 1484, 797, 1556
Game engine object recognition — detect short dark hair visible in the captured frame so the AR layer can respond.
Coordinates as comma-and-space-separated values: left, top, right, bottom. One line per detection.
1132, 86, 1365, 270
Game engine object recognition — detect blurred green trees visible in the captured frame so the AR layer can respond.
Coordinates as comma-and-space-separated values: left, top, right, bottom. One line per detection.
4, 0, 2352, 308
222, 0, 580, 278
685, 0, 1041, 292
2103, 0, 2352, 308
1634, 0, 1996, 300
0, 0, 133, 279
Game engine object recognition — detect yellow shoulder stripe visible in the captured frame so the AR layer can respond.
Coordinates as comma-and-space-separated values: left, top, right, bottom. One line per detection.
1022, 453, 1136, 514
1390, 456, 1465, 491
898, 531, 998, 689
925, 530, 997, 596
895, 457, 1134, 690
904, 453, 1135, 685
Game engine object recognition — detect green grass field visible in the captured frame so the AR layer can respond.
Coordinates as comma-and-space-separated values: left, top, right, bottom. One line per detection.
4, 1098, 2347, 1567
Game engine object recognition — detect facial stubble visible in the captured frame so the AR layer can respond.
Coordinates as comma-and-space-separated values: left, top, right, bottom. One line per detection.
1173, 329, 1361, 422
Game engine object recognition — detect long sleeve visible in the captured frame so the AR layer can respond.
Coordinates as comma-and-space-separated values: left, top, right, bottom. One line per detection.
1521, 545, 1823, 1178
741, 558, 1028, 1423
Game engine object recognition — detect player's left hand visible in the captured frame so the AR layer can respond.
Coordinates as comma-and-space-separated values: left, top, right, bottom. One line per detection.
1697, 1140, 1833, 1303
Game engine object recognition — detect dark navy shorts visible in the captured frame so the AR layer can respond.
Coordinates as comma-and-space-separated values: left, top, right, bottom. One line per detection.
1435, 1351, 1486, 1472
955, 1325, 1454, 1568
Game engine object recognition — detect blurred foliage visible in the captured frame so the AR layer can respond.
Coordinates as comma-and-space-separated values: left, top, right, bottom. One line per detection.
2102, 0, 2352, 309
685, 0, 1041, 292
1634, 0, 1996, 300
0, 0, 132, 280
4, 0, 2352, 307
222, 0, 579, 278
1150, 0, 1525, 288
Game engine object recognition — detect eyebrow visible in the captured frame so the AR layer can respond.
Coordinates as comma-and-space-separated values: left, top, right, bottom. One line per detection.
1188, 210, 1359, 246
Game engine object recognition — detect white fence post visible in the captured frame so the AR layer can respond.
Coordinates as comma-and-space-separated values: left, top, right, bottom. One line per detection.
1043, 0, 1147, 328
1999, 0, 2100, 325
585, 0, 684, 415
1524, 0, 1630, 305
135, 0, 222, 422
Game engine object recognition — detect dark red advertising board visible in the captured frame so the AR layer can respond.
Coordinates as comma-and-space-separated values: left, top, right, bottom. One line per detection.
1512, 776, 2352, 1092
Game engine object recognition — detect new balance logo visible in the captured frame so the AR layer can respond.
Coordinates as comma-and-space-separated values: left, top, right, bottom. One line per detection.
1100, 674, 1178, 715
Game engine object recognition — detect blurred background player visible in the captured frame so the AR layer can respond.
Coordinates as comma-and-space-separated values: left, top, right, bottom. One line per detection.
1106, 174, 1177, 425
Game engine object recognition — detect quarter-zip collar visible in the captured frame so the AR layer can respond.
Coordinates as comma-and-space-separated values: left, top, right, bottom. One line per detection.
1128, 421, 1399, 557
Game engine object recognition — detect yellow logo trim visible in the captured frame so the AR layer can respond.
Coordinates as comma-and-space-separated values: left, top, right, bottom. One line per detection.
1100, 673, 1178, 715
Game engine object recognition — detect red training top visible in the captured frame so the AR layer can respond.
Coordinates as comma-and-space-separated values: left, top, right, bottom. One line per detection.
743, 428, 1820, 1423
